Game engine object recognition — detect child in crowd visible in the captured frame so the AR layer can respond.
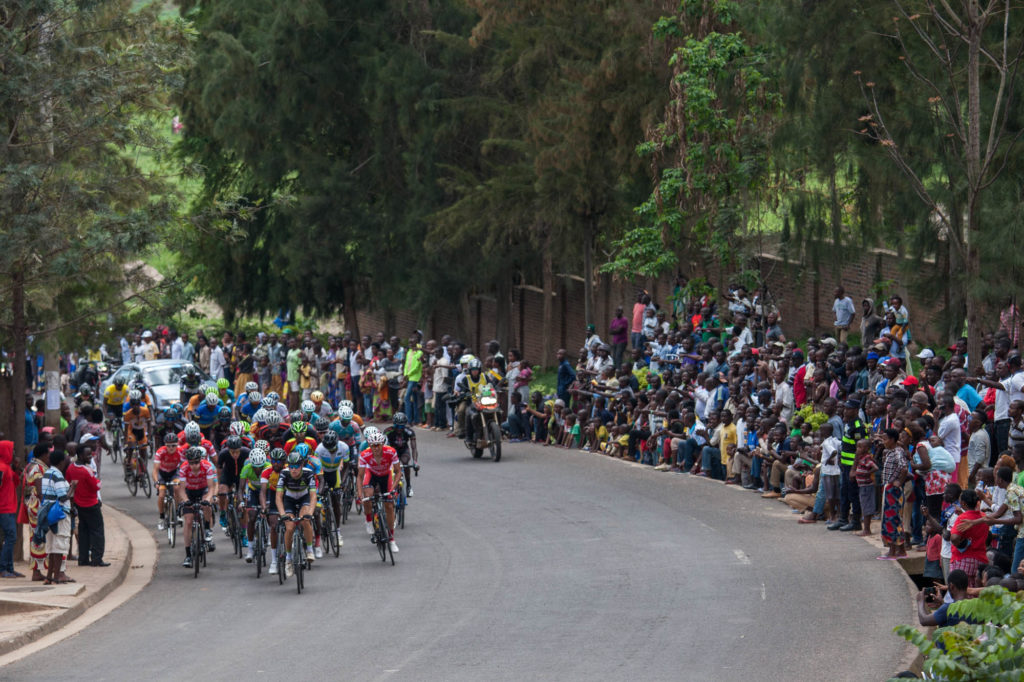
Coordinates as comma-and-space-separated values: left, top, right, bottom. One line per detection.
853, 438, 879, 536
560, 413, 579, 448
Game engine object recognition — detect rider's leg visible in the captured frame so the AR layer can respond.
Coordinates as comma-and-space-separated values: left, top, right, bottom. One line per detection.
300, 506, 314, 545
283, 519, 295, 556
385, 500, 396, 539
362, 486, 374, 522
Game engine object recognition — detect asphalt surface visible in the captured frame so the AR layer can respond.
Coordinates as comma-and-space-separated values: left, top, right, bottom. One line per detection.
1, 431, 913, 681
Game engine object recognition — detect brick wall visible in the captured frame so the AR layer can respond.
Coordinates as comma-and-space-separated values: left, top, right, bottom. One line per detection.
351, 243, 946, 366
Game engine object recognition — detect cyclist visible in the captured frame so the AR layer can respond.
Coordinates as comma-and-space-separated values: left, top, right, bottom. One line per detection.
276, 450, 318, 577
193, 392, 223, 440
384, 412, 419, 496
153, 432, 183, 530
260, 448, 287, 574
256, 411, 290, 450
329, 405, 362, 450
103, 376, 129, 421
179, 363, 202, 405
312, 416, 331, 440
292, 442, 325, 558
235, 387, 262, 422
266, 391, 288, 419
211, 406, 233, 447
338, 400, 363, 428
284, 420, 318, 453
180, 421, 217, 460
216, 435, 250, 535
184, 381, 215, 419
123, 390, 152, 457
215, 377, 235, 407
239, 448, 269, 563
300, 400, 318, 423
159, 403, 186, 441
309, 390, 333, 419
229, 421, 255, 449
359, 429, 401, 553
315, 430, 348, 548
176, 446, 217, 568
74, 382, 95, 408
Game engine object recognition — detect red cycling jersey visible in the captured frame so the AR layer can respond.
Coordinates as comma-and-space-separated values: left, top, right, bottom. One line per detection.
177, 431, 217, 459
359, 446, 399, 486
154, 445, 182, 473
177, 459, 217, 491
283, 436, 317, 454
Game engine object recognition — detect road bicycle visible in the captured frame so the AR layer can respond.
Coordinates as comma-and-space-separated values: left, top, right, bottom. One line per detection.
319, 488, 341, 558
395, 473, 407, 530
366, 491, 395, 566
250, 506, 270, 578
282, 514, 312, 594
275, 515, 288, 586
123, 441, 152, 498
105, 417, 124, 464
221, 489, 244, 558
158, 481, 179, 547
184, 500, 212, 579
340, 466, 356, 525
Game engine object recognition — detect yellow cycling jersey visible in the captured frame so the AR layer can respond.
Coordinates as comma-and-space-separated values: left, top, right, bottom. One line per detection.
104, 384, 130, 405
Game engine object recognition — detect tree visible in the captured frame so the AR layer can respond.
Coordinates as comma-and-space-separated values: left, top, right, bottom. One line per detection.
0, 0, 190, 459
859, 1, 1024, 367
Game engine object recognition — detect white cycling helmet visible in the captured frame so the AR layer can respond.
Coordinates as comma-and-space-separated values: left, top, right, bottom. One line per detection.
338, 400, 353, 411
261, 396, 276, 409
264, 411, 281, 428
244, 381, 259, 393
128, 389, 142, 403
205, 393, 219, 407
338, 405, 354, 421
367, 430, 387, 445
252, 408, 268, 424
183, 421, 201, 445
300, 400, 315, 414
254, 439, 270, 452
247, 390, 261, 403
267, 391, 280, 403
247, 449, 267, 467
229, 421, 246, 436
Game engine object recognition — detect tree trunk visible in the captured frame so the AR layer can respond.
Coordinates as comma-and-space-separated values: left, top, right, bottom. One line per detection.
541, 229, 555, 369
11, 270, 26, 466
495, 273, 511, 351
583, 217, 594, 327
964, 10, 983, 371
342, 285, 360, 340
455, 291, 472, 347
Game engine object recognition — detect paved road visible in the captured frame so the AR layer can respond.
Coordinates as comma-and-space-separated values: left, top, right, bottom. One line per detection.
1, 431, 912, 681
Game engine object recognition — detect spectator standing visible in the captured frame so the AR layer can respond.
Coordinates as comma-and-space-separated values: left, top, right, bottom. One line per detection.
832, 287, 856, 343
556, 349, 576, 406
949, 489, 989, 587
66, 442, 107, 567
119, 335, 131, 365
609, 306, 629, 370
209, 338, 226, 380
0, 440, 20, 578
22, 444, 49, 580
630, 293, 650, 350
25, 394, 38, 448
180, 332, 195, 362
41, 450, 75, 584
170, 330, 183, 359
403, 338, 424, 425
860, 298, 884, 343
197, 336, 210, 374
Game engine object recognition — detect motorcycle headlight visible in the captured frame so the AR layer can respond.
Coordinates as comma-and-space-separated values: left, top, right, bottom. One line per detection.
481, 396, 497, 406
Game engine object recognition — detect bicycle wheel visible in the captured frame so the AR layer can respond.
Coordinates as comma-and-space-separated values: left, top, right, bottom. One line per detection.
192, 519, 201, 579
108, 428, 120, 463
341, 484, 351, 525
324, 500, 339, 557
140, 462, 152, 498
255, 517, 265, 579
167, 499, 177, 548
385, 536, 395, 566
488, 421, 502, 462
229, 504, 241, 558
397, 488, 405, 530
277, 523, 286, 585
374, 512, 387, 562
293, 532, 304, 595
126, 460, 139, 497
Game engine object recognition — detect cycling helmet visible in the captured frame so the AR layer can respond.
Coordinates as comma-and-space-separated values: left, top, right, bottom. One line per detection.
292, 443, 311, 459
217, 406, 232, 421
338, 400, 354, 411
252, 408, 268, 424
163, 406, 177, 420
183, 363, 197, 376
225, 435, 243, 450
244, 381, 259, 393
247, 450, 267, 467
185, 446, 204, 462
338, 406, 353, 422
313, 416, 329, 433
269, 447, 287, 463
264, 411, 281, 428
261, 396, 276, 409
291, 420, 308, 437
459, 354, 476, 366
267, 392, 280, 403
362, 425, 380, 438
80, 383, 93, 395
128, 389, 142, 404
300, 400, 315, 415
286, 451, 304, 467
393, 412, 408, 426
169, 402, 183, 414
229, 421, 246, 436
205, 393, 220, 407
114, 377, 126, 388
254, 439, 270, 452
367, 430, 387, 445
184, 421, 201, 444
202, 383, 217, 395
163, 432, 177, 445
310, 391, 324, 404
322, 431, 339, 448
217, 378, 230, 390
247, 390, 261, 403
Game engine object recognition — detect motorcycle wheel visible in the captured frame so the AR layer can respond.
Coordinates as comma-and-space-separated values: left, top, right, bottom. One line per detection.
488, 420, 502, 462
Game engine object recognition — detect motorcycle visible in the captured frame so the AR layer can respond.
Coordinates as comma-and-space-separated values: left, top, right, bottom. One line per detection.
450, 388, 502, 462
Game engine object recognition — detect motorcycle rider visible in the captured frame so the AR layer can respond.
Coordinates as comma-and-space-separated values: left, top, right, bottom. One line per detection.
454, 358, 494, 446
179, 363, 202, 405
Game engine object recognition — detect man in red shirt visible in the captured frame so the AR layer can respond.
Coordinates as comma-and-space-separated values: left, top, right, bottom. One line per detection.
0, 440, 20, 578
66, 439, 108, 567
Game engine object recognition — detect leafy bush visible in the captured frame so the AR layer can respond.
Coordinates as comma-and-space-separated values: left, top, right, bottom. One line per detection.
795, 404, 829, 431
893, 587, 1024, 680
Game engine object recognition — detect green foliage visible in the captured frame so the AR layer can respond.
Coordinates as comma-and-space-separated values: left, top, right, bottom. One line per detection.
794, 404, 828, 431
894, 587, 1024, 681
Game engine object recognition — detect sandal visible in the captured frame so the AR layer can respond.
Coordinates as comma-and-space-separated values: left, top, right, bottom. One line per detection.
43, 579, 54, 585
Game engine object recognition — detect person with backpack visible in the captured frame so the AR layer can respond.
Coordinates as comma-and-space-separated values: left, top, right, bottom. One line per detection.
39, 450, 76, 584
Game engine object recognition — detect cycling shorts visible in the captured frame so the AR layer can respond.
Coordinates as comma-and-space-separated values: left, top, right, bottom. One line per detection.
365, 473, 391, 495
105, 402, 123, 418
322, 469, 342, 490
157, 469, 177, 485
184, 488, 207, 505
246, 488, 262, 509
131, 428, 147, 445
282, 493, 311, 516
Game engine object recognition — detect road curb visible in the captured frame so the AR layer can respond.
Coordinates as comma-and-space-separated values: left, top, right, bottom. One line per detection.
0, 504, 155, 662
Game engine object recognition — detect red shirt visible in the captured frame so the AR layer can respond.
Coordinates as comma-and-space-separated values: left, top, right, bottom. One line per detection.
951, 509, 989, 563
0, 441, 15, 514
154, 445, 182, 473
65, 463, 101, 508
177, 459, 217, 491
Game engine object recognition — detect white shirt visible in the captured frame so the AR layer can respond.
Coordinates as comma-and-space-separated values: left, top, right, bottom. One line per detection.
994, 379, 1010, 421
694, 386, 710, 421
774, 382, 794, 425
133, 343, 146, 363
940, 510, 959, 559
1008, 371, 1024, 403
210, 347, 226, 379
730, 327, 754, 355
171, 337, 184, 360
820, 436, 842, 476
937, 413, 962, 461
